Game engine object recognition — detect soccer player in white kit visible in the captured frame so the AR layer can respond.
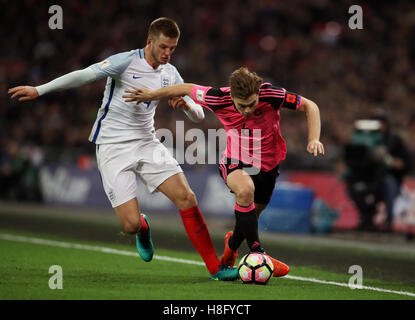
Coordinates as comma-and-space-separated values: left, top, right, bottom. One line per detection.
8, 17, 238, 281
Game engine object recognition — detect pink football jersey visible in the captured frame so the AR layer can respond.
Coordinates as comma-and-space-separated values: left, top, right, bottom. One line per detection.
191, 83, 302, 171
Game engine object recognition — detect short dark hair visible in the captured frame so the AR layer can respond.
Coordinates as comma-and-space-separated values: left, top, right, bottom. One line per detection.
148, 17, 180, 40
229, 67, 263, 100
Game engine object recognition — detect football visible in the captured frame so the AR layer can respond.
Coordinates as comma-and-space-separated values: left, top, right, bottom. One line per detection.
238, 253, 274, 285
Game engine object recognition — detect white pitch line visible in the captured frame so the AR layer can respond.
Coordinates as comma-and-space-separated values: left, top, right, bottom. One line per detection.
1, 233, 414, 298
284, 275, 415, 297
0, 233, 204, 265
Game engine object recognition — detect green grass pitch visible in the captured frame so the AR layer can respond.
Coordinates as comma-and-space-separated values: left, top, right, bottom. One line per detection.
1, 229, 414, 300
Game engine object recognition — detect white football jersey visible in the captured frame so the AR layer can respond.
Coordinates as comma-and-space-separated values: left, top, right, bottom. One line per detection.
88, 48, 187, 144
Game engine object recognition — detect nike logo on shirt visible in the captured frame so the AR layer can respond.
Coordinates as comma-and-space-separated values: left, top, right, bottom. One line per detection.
133, 75, 141, 79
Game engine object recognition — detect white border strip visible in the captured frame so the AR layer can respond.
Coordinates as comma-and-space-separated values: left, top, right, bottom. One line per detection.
1, 233, 414, 298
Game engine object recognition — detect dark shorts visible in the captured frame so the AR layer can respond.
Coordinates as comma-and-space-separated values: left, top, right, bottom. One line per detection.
218, 157, 280, 205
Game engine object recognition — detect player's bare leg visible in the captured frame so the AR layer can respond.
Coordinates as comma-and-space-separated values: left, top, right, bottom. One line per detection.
226, 169, 261, 249
114, 198, 142, 233
114, 198, 153, 262
219, 170, 256, 267
156, 172, 197, 211
226, 170, 255, 207
219, 170, 252, 267
221, 170, 289, 277
157, 172, 238, 280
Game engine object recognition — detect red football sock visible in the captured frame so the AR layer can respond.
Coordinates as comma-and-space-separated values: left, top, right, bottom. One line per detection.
179, 206, 220, 275
137, 214, 148, 234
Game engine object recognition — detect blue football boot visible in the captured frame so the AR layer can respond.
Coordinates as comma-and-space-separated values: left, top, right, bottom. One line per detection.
135, 214, 154, 262
210, 264, 239, 281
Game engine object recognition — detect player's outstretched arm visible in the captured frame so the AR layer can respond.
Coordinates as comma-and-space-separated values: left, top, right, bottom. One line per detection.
123, 83, 204, 122
123, 83, 196, 103
8, 86, 39, 101
8, 67, 97, 102
297, 97, 325, 157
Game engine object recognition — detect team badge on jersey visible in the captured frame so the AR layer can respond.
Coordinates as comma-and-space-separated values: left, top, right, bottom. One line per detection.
161, 75, 170, 87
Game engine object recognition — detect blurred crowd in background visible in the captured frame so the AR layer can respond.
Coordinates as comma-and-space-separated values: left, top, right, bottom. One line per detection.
1, 0, 414, 202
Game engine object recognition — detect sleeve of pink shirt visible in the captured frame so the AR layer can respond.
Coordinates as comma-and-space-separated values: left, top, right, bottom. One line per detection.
190, 85, 212, 107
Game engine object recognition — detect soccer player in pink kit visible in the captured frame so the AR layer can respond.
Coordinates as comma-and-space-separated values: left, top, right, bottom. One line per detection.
124, 67, 325, 277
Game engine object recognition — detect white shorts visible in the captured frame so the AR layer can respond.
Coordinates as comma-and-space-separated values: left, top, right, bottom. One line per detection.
96, 138, 183, 208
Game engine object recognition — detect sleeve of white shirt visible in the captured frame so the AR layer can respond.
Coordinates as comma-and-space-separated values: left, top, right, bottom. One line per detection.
35, 50, 136, 96
174, 68, 205, 123
35, 67, 97, 96
89, 50, 136, 79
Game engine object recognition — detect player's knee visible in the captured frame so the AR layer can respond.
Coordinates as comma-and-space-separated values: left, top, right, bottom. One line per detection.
236, 186, 255, 205
175, 189, 197, 210
182, 189, 197, 207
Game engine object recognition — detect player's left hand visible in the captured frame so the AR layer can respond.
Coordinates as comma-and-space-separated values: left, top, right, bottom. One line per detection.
307, 140, 325, 156
123, 87, 152, 104
168, 97, 190, 111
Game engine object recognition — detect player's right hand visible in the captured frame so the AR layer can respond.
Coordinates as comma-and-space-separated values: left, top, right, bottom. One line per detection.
307, 139, 325, 157
123, 87, 152, 104
8, 86, 39, 101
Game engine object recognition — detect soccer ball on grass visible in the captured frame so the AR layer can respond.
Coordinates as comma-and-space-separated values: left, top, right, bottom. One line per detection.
238, 252, 274, 285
